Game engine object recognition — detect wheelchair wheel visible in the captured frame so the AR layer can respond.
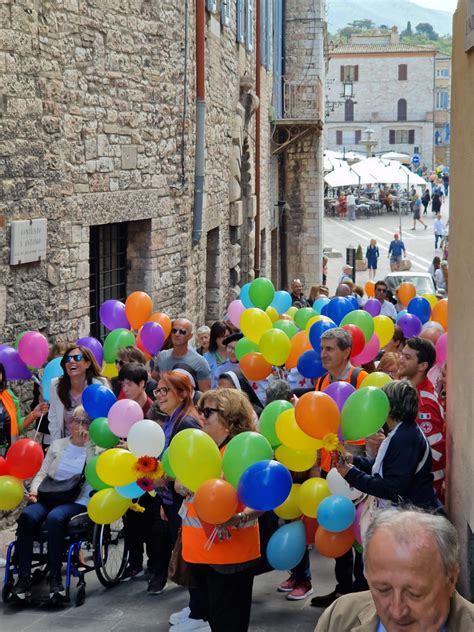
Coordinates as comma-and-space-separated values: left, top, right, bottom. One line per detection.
2, 582, 13, 603
93, 517, 128, 587
74, 583, 86, 607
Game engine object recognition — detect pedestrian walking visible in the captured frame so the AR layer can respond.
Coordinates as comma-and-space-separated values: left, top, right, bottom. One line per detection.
434, 213, 445, 250
388, 233, 406, 271
431, 183, 443, 214
410, 194, 427, 230
421, 187, 430, 215
346, 189, 356, 221
365, 239, 379, 280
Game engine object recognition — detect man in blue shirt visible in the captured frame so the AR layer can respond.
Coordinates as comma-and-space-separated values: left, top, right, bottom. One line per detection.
388, 233, 406, 271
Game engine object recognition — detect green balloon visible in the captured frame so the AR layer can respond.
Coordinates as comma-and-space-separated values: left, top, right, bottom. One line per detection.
249, 278, 275, 310
273, 320, 298, 339
222, 431, 273, 488
14, 331, 28, 349
341, 387, 390, 441
89, 417, 119, 449
340, 310, 374, 343
161, 448, 175, 479
259, 400, 292, 448
103, 328, 136, 363
294, 307, 317, 330
235, 337, 259, 361
85, 456, 112, 491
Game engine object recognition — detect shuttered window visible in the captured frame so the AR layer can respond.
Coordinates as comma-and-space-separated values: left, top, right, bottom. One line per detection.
340, 65, 359, 81
389, 130, 395, 144
344, 99, 354, 122
355, 130, 362, 143
389, 129, 416, 144
398, 64, 407, 80
336, 130, 343, 145
397, 98, 407, 121
221, 0, 230, 26
245, 0, 254, 51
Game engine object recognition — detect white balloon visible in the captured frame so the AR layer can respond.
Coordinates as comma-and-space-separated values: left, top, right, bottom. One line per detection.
127, 419, 165, 458
326, 468, 364, 502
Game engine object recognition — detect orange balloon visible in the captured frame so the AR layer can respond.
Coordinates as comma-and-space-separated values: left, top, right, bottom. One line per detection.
194, 479, 238, 525
315, 526, 355, 558
240, 352, 273, 381
136, 331, 151, 361
125, 292, 153, 330
397, 282, 416, 307
365, 281, 375, 298
431, 298, 448, 331
278, 314, 294, 322
149, 311, 172, 339
285, 330, 312, 369
295, 392, 340, 439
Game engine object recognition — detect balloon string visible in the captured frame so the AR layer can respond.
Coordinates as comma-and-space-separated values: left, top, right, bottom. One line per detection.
33, 415, 43, 443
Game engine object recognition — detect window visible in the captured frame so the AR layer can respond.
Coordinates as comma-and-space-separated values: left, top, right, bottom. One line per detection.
389, 129, 415, 144
436, 91, 449, 110
398, 64, 407, 80
340, 65, 359, 81
344, 99, 354, 122
355, 130, 362, 143
236, 0, 245, 43
260, 0, 271, 69
206, 0, 217, 12
221, 0, 230, 26
436, 68, 449, 77
245, 0, 254, 51
336, 130, 359, 145
397, 98, 407, 121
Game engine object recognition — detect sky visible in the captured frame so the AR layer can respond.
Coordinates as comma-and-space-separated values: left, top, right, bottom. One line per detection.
411, 0, 457, 12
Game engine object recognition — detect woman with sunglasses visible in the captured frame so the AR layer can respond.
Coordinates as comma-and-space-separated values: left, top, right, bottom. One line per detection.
203, 321, 231, 388
48, 345, 109, 443
12, 405, 94, 602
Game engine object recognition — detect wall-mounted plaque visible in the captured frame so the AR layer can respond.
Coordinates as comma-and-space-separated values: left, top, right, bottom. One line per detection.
10, 219, 47, 265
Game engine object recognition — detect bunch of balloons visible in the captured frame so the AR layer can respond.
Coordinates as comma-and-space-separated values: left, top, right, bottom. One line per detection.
0, 439, 44, 510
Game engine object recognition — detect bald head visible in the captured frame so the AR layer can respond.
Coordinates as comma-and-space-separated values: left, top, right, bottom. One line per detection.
335, 283, 352, 297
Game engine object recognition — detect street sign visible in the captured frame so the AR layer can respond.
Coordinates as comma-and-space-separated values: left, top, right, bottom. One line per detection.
412, 154, 420, 166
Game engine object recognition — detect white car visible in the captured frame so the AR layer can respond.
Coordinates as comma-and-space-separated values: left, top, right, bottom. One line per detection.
384, 272, 439, 296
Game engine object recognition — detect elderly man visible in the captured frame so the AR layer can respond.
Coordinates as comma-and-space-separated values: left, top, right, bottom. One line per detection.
315, 509, 474, 631
388, 233, 406, 271
290, 279, 311, 307
374, 280, 397, 320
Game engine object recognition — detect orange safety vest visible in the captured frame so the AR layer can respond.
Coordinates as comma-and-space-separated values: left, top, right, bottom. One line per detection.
181, 444, 260, 565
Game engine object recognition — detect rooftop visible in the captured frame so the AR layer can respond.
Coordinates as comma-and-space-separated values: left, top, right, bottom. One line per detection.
329, 43, 437, 55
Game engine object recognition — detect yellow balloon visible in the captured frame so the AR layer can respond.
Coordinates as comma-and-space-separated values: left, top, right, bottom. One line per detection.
275, 409, 322, 452
422, 293, 438, 308
88, 488, 132, 524
169, 428, 222, 492
373, 315, 395, 348
286, 306, 298, 318
265, 306, 279, 323
305, 315, 333, 331
360, 372, 393, 389
96, 448, 137, 487
0, 475, 24, 510
274, 483, 302, 519
298, 477, 331, 517
260, 329, 291, 366
102, 362, 118, 378
240, 308, 273, 344
275, 445, 317, 472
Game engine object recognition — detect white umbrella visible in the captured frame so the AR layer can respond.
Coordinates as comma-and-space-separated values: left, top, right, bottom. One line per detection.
344, 151, 365, 164
323, 155, 347, 172
381, 151, 411, 164
324, 163, 378, 187
351, 158, 427, 186
324, 149, 345, 159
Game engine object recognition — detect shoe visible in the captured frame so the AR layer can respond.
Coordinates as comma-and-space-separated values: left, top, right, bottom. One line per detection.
12, 575, 32, 601
310, 590, 342, 608
147, 574, 167, 595
120, 564, 144, 582
277, 575, 297, 592
48, 575, 66, 599
287, 580, 313, 601
424, 225, 428, 230
171, 619, 210, 631
410, 227, 416, 230
169, 606, 191, 625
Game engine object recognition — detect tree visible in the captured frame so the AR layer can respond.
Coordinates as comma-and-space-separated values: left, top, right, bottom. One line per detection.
402, 21, 412, 36
348, 20, 375, 30
415, 23, 439, 41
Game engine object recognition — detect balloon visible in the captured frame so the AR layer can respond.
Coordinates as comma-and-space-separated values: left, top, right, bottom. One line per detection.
0, 476, 24, 510
298, 477, 331, 517
275, 445, 316, 471
149, 311, 172, 339
364, 298, 381, 317
116, 481, 146, 499
168, 428, 222, 492
82, 383, 117, 421
276, 408, 322, 452
41, 357, 64, 402
274, 483, 302, 519
140, 322, 165, 355
398, 282, 417, 306
373, 315, 395, 348
309, 320, 337, 352
341, 387, 390, 441
240, 283, 254, 308
431, 298, 448, 331
422, 293, 438, 308
420, 321, 444, 345
317, 495, 356, 533
326, 467, 364, 501
0, 457, 9, 476
194, 479, 238, 524
266, 521, 307, 570
326, 298, 353, 326
100, 300, 130, 330
237, 460, 292, 511
348, 296, 359, 311
313, 297, 330, 314
398, 313, 422, 338
315, 526, 355, 557
360, 372, 393, 388
135, 332, 151, 361
239, 352, 273, 381
277, 313, 294, 322
265, 306, 279, 323
340, 310, 374, 343
5, 439, 44, 480
14, 331, 28, 349
18, 331, 49, 368
223, 432, 273, 488
161, 448, 175, 479
436, 333, 448, 366
239, 308, 272, 344
103, 328, 136, 364
127, 419, 165, 458
88, 488, 132, 524
407, 297, 431, 324
297, 350, 325, 379
396, 309, 408, 323
85, 456, 112, 490
107, 399, 143, 438
259, 329, 291, 366
341, 324, 365, 358
365, 281, 375, 297
235, 337, 259, 361
273, 319, 298, 340
76, 336, 104, 367
96, 448, 137, 487
270, 290, 292, 315
306, 315, 327, 331
352, 334, 380, 365
294, 307, 317, 330
286, 306, 298, 318
249, 278, 275, 310
102, 362, 119, 379
323, 381, 356, 412
0, 345, 32, 380
259, 400, 292, 448
227, 300, 245, 328
88, 417, 119, 449
353, 502, 364, 545
285, 330, 312, 369
295, 391, 340, 439
125, 291, 153, 330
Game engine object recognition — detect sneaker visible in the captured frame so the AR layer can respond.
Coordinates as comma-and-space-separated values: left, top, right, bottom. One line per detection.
310, 590, 342, 608
120, 564, 144, 582
12, 576, 32, 601
48, 575, 66, 599
424, 224, 428, 230
169, 606, 191, 625
277, 575, 297, 592
147, 574, 167, 595
286, 580, 313, 601
171, 619, 211, 632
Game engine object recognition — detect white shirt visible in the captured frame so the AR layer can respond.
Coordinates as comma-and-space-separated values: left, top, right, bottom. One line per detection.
434, 269, 446, 291
346, 194, 356, 206
379, 300, 397, 320
434, 218, 444, 234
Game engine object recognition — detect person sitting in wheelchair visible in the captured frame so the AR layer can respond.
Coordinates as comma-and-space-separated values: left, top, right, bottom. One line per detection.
12, 405, 94, 602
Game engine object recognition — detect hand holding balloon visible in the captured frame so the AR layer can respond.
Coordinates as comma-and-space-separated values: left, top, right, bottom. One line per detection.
335, 461, 353, 478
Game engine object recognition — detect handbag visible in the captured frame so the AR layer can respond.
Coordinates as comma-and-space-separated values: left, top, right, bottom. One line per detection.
37, 473, 84, 507
168, 528, 194, 587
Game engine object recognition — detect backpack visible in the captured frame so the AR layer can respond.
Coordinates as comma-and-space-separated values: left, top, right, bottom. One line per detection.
316, 367, 363, 391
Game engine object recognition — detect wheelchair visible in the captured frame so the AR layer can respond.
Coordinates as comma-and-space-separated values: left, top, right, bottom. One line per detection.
2, 512, 128, 607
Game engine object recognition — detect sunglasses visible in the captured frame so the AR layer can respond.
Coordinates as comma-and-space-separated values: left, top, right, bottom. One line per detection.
65, 353, 83, 363
197, 406, 220, 419
172, 328, 188, 335
154, 386, 171, 397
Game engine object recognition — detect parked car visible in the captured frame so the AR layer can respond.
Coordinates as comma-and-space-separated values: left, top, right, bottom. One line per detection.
384, 272, 439, 296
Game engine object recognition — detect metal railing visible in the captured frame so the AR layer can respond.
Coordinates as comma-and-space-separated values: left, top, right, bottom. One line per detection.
282, 76, 323, 120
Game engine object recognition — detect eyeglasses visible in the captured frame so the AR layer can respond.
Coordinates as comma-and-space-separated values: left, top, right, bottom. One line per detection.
154, 386, 171, 397
72, 417, 90, 426
65, 354, 83, 363
172, 328, 188, 335
197, 406, 220, 419
115, 359, 125, 367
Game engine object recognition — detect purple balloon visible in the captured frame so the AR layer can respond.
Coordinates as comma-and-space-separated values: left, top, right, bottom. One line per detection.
0, 345, 32, 380
398, 313, 422, 338
323, 381, 356, 412
140, 322, 165, 355
364, 298, 381, 317
76, 337, 104, 367
99, 300, 130, 331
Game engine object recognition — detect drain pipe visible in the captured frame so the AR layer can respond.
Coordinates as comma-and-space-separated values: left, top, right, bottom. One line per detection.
254, 0, 261, 276
192, 0, 206, 244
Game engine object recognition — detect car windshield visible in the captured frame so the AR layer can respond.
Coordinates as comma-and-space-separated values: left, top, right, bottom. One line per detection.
385, 276, 435, 295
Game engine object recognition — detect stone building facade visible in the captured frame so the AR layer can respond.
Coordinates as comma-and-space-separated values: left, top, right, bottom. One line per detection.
434, 52, 451, 167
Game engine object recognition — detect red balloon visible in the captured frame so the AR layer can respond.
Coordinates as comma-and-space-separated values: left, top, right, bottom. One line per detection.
342, 324, 365, 358
0, 456, 9, 475
6, 439, 44, 480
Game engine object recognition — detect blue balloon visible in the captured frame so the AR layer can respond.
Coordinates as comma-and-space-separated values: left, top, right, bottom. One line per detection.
396, 309, 408, 323
267, 521, 307, 570
313, 297, 330, 314
320, 303, 329, 317
116, 481, 145, 499
348, 296, 359, 310
297, 350, 326, 379
240, 283, 254, 309
237, 460, 292, 511
309, 320, 337, 352
41, 358, 64, 402
82, 383, 117, 420
407, 297, 431, 324
271, 290, 292, 315
326, 297, 353, 325
317, 495, 356, 533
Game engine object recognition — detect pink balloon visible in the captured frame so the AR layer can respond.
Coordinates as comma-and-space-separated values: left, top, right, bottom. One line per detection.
18, 331, 49, 368
352, 334, 380, 365
107, 399, 144, 438
227, 300, 245, 328
436, 333, 448, 366
353, 502, 364, 545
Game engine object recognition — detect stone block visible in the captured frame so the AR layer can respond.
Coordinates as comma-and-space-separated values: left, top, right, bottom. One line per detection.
229, 178, 241, 203
122, 145, 138, 170
230, 201, 243, 226
247, 195, 257, 219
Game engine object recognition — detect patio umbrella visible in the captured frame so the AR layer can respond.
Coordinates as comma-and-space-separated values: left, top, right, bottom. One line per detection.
324, 163, 378, 187
381, 151, 411, 164
323, 155, 347, 172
